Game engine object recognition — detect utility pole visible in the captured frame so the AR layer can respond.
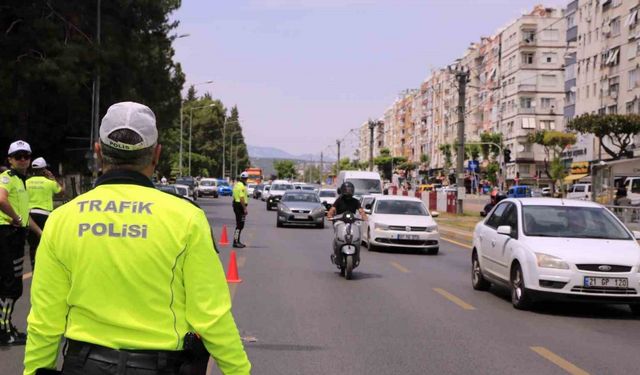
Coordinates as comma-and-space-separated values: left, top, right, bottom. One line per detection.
336, 140, 341, 175
450, 65, 469, 214
320, 152, 324, 183
368, 120, 376, 171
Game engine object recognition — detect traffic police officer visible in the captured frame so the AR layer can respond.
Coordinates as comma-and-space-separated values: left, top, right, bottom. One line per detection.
24, 102, 251, 375
232, 172, 249, 248
0, 140, 42, 346
26, 157, 63, 269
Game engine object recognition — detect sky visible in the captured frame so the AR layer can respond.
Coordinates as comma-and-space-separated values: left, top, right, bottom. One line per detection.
172, 0, 568, 158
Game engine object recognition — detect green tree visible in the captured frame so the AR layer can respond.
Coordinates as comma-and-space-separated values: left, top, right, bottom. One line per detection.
567, 114, 640, 160
439, 144, 452, 170
528, 130, 576, 194
486, 162, 499, 185
479, 132, 503, 160
273, 160, 297, 179
373, 148, 407, 180
303, 165, 321, 183
465, 144, 481, 161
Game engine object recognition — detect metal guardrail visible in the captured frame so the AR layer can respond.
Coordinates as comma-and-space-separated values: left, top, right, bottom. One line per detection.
606, 205, 640, 232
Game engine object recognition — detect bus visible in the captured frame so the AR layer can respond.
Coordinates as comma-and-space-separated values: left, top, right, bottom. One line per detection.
244, 167, 263, 184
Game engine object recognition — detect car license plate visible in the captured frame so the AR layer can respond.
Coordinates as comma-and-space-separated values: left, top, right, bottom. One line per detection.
583, 276, 628, 288
397, 234, 420, 240
294, 214, 308, 219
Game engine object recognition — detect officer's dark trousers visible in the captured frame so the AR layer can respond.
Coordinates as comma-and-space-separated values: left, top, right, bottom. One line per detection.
0, 225, 25, 333
232, 202, 246, 243
27, 212, 49, 270
61, 340, 185, 375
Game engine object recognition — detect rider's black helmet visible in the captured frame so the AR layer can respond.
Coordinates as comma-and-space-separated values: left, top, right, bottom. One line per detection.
340, 182, 355, 198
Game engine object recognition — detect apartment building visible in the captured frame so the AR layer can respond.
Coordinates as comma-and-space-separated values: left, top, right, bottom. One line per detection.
564, 0, 640, 162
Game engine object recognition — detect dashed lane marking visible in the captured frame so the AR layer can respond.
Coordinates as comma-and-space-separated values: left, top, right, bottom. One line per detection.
440, 236, 472, 250
530, 346, 590, 375
390, 261, 410, 273
433, 287, 476, 310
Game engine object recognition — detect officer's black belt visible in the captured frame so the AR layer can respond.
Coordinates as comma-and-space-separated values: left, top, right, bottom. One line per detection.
66, 339, 186, 370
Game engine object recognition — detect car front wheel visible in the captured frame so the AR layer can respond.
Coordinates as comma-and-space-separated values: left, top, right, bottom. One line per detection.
471, 251, 491, 291
511, 263, 533, 310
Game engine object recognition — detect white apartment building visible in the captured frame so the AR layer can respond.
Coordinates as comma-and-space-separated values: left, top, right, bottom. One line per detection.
564, 0, 640, 162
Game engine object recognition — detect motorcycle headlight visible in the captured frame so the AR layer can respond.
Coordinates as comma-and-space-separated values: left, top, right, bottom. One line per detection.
425, 225, 438, 233
535, 253, 569, 270
374, 223, 389, 230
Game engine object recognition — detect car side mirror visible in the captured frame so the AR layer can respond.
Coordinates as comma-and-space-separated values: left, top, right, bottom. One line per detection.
497, 225, 512, 236
431, 211, 439, 217
633, 231, 640, 240
365, 203, 372, 210
480, 211, 486, 217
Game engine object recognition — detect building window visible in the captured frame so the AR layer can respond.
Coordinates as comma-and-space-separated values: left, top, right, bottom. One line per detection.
520, 165, 531, 175
604, 47, 620, 66
629, 68, 640, 90
608, 105, 618, 114
611, 17, 621, 36
540, 120, 556, 130
626, 101, 637, 114
628, 8, 639, 28
541, 74, 557, 86
522, 117, 536, 129
609, 76, 620, 97
542, 52, 557, 64
520, 97, 534, 108
522, 52, 535, 65
522, 29, 536, 43
540, 97, 556, 109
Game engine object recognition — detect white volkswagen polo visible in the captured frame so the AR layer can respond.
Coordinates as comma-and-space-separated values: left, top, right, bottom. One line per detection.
364, 196, 440, 255
471, 198, 640, 313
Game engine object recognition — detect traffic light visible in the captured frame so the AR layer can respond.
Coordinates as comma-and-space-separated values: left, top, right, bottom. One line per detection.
503, 149, 512, 164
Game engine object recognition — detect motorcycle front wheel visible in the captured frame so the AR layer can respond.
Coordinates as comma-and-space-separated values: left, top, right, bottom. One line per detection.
345, 256, 353, 280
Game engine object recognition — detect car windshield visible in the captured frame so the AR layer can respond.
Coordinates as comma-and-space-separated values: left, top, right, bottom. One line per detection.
175, 186, 188, 195
176, 178, 194, 186
157, 186, 176, 194
375, 200, 428, 216
523, 205, 631, 240
347, 178, 381, 195
319, 190, 337, 197
200, 180, 215, 186
282, 193, 320, 203
218, 181, 229, 187
272, 184, 294, 191
301, 186, 315, 191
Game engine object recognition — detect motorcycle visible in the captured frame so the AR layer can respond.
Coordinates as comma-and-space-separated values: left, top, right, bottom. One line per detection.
329, 212, 363, 280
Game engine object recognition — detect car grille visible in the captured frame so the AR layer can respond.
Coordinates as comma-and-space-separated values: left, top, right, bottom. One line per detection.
576, 264, 632, 273
570, 286, 638, 295
269, 196, 281, 202
376, 238, 437, 246
388, 226, 428, 232
292, 210, 311, 214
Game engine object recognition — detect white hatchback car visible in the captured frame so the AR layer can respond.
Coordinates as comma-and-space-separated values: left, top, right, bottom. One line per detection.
365, 196, 440, 255
472, 198, 640, 312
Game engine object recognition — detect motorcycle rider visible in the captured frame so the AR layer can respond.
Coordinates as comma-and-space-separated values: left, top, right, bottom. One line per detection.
327, 182, 367, 263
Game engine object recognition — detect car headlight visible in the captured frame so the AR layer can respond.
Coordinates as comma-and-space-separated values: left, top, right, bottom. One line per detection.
279, 204, 291, 213
374, 223, 389, 230
312, 207, 324, 214
425, 225, 438, 232
535, 253, 569, 270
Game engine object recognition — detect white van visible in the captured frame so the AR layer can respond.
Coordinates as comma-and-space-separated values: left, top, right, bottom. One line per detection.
566, 183, 591, 201
336, 171, 383, 198
624, 177, 640, 205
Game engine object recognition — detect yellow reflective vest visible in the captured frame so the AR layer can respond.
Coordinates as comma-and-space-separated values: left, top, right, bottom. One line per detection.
27, 176, 62, 212
24, 170, 250, 375
0, 169, 29, 227
232, 181, 247, 203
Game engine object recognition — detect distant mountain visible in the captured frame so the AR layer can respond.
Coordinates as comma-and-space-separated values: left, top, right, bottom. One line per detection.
248, 145, 335, 162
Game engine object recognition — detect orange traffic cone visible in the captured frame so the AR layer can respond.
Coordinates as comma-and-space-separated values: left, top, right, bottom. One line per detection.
219, 225, 230, 246
226, 250, 242, 283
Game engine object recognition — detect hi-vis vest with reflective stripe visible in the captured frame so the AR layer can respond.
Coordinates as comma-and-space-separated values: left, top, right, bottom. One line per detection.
24, 174, 251, 375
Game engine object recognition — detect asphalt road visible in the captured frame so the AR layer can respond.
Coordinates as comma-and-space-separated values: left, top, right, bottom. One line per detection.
4, 195, 640, 374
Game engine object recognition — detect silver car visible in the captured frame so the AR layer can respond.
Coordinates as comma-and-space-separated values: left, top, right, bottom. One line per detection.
277, 191, 325, 228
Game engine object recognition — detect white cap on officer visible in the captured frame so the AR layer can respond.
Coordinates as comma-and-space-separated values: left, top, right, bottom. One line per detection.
99, 102, 158, 151
32, 157, 47, 169
240, 172, 249, 179
8, 140, 31, 156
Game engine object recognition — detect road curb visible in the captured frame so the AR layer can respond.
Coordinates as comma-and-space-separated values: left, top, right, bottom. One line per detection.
439, 225, 473, 247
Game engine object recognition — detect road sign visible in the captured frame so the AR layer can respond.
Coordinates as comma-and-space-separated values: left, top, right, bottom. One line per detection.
468, 160, 479, 172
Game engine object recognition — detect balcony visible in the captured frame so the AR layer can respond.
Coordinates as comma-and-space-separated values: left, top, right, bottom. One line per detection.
564, 104, 576, 119
518, 107, 535, 114
566, 26, 578, 42
566, 0, 578, 13
518, 84, 537, 92
564, 79, 576, 92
